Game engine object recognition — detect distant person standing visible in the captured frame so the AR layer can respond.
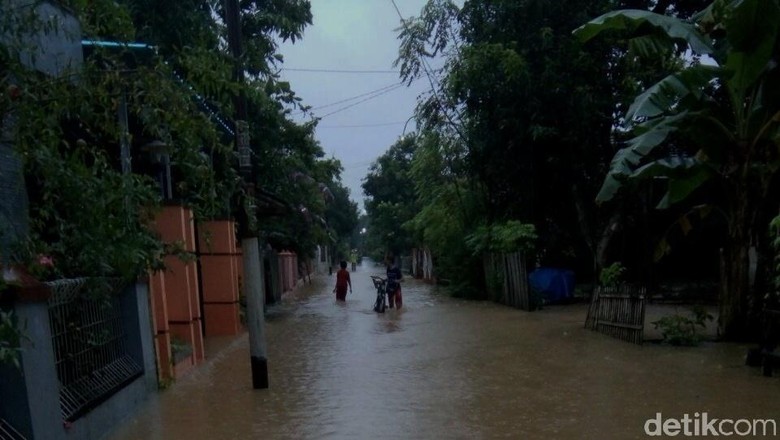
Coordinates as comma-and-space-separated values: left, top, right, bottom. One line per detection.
349, 249, 358, 272
333, 260, 352, 301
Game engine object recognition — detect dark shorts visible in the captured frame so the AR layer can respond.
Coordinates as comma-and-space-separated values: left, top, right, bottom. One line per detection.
336, 286, 347, 301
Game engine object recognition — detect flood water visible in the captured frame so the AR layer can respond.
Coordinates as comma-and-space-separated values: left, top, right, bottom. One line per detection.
109, 262, 780, 439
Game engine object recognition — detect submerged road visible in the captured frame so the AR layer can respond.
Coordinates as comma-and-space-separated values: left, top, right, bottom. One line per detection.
109, 262, 780, 439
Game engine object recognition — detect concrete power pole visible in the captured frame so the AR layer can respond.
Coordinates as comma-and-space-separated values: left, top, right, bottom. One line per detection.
225, 0, 269, 389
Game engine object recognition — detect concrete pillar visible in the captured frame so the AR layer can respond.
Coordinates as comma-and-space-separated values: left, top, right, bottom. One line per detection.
198, 220, 241, 336
152, 205, 203, 377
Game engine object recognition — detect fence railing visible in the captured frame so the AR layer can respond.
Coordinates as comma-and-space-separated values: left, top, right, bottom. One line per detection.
585, 285, 646, 344
484, 252, 533, 310
411, 248, 435, 282
45, 278, 143, 422
0, 418, 27, 440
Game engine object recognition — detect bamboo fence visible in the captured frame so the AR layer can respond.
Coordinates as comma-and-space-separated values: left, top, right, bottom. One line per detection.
585, 285, 646, 344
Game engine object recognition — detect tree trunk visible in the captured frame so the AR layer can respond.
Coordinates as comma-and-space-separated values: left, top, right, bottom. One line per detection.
719, 186, 752, 340
719, 239, 750, 339
594, 211, 623, 285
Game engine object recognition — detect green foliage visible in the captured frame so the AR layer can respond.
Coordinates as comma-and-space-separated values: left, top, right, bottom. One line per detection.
1, 0, 327, 280
574, 9, 713, 55
599, 262, 626, 287
325, 183, 360, 250
577, 1, 780, 209
405, 133, 487, 298
169, 335, 193, 364
0, 308, 26, 369
464, 221, 536, 255
20, 140, 164, 280
116, 0, 328, 258
394, 0, 662, 279
362, 136, 419, 258
0, 3, 170, 281
769, 214, 780, 307
577, 0, 780, 337
652, 306, 713, 346
1, 0, 333, 364
258, 156, 352, 259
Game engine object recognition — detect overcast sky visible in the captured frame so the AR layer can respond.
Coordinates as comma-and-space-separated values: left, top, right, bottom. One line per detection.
277, 0, 435, 212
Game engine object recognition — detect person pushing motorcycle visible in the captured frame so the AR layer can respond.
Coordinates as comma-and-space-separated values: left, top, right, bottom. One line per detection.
385, 257, 403, 309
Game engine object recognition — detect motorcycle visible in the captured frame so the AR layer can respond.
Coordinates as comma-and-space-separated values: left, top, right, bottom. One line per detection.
370, 276, 402, 313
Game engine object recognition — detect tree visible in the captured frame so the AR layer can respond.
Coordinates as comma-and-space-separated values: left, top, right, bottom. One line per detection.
395, 0, 638, 286
118, 0, 353, 260
1, 1, 224, 280
362, 136, 419, 260
394, 0, 730, 294
406, 131, 487, 296
576, 0, 780, 338
324, 181, 360, 259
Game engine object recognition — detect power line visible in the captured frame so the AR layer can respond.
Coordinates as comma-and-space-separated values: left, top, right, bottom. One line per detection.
390, 0, 404, 19
318, 84, 405, 118
341, 160, 376, 169
293, 76, 422, 118
318, 121, 408, 128
282, 67, 399, 74
303, 82, 402, 113
389, 0, 463, 138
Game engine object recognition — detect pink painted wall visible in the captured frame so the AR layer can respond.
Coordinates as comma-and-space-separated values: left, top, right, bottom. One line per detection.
151, 206, 204, 377
198, 220, 242, 336
278, 251, 298, 292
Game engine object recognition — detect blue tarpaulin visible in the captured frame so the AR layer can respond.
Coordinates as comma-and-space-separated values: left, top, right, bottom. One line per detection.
529, 268, 575, 302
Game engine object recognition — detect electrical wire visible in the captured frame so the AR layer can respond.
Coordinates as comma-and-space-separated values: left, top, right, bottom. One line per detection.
282, 67, 399, 74
300, 81, 402, 113
318, 83, 406, 118
389, 0, 465, 140
340, 160, 376, 169
292, 75, 421, 118
318, 121, 408, 128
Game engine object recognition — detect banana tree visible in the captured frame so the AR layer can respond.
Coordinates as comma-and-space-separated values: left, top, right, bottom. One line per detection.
574, 0, 780, 339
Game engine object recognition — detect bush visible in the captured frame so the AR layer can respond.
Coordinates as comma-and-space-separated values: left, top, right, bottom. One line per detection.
0, 307, 25, 368
652, 306, 713, 346
599, 262, 625, 287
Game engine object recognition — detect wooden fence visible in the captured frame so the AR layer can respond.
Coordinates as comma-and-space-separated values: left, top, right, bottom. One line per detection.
411, 248, 435, 282
483, 252, 533, 310
585, 285, 647, 344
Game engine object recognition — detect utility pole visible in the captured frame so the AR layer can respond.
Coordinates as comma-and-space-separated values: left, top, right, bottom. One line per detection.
225, 0, 269, 389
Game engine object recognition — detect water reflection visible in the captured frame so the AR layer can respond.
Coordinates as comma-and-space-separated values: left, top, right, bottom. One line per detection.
109, 262, 780, 439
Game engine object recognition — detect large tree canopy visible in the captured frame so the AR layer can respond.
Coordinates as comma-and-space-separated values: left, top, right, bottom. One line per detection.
114, 0, 356, 256
362, 135, 419, 260
394, 0, 633, 292
0, 0, 355, 280
377, 0, 726, 299
576, 0, 780, 338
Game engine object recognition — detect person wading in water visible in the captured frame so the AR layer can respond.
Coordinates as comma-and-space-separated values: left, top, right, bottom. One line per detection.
333, 260, 352, 301
386, 258, 403, 309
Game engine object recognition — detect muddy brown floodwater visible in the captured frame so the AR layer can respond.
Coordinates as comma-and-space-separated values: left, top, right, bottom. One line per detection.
109, 263, 780, 440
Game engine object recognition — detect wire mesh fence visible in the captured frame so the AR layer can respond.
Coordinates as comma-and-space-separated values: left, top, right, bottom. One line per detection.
0, 418, 27, 440
45, 278, 142, 422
